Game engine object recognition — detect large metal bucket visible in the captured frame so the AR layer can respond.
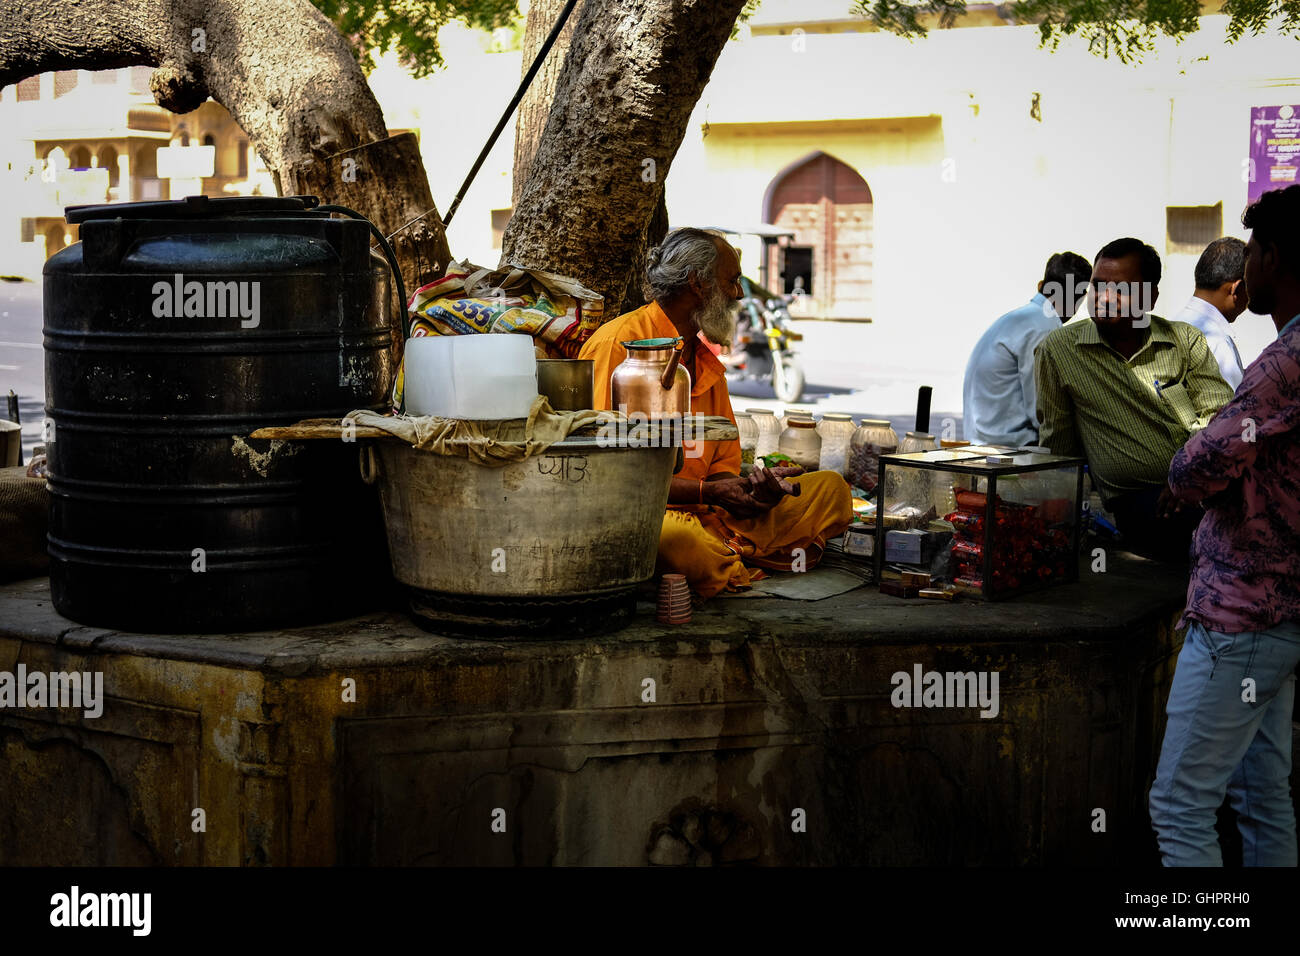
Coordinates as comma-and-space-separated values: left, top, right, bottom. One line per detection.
363, 435, 676, 635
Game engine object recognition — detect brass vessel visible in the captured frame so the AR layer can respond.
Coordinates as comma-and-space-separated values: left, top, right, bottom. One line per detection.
610, 337, 691, 419
537, 359, 594, 411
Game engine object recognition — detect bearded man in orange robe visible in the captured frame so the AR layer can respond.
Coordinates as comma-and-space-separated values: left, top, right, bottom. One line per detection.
580, 227, 853, 598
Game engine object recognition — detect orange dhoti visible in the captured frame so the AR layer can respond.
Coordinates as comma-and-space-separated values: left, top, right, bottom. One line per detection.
658, 471, 854, 598
578, 301, 854, 599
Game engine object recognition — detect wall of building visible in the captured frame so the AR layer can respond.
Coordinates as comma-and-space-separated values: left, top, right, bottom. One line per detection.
665, 10, 1300, 406
168, 100, 272, 199
0, 68, 171, 278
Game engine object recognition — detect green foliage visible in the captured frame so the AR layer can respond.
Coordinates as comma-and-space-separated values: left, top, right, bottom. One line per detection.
854, 0, 967, 36
310, 0, 522, 77
850, 0, 1300, 62
1015, 0, 1201, 62
311, 0, 1300, 75
733, 0, 764, 38
1221, 0, 1300, 40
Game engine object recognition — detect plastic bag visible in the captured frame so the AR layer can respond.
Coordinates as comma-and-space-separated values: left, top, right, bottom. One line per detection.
392, 260, 604, 411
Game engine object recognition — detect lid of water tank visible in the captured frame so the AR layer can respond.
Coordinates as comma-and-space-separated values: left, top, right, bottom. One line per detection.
64, 194, 320, 224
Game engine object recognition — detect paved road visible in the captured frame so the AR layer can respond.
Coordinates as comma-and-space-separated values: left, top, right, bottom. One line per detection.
724, 318, 965, 439
0, 279, 44, 462
0, 281, 964, 463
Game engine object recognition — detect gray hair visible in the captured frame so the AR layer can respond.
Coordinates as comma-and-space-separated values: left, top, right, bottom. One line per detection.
1194, 237, 1246, 290
647, 227, 721, 301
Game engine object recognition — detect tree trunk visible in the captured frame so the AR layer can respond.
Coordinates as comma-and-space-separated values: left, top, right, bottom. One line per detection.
501, 0, 746, 313
0, 0, 450, 313
511, 0, 670, 315
619, 186, 670, 316
511, 0, 589, 209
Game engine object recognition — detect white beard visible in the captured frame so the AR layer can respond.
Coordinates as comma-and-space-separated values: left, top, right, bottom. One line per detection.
695, 280, 735, 346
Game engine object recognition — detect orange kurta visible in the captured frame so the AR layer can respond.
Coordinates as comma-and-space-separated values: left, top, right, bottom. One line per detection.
580, 302, 853, 598
581, 300, 741, 481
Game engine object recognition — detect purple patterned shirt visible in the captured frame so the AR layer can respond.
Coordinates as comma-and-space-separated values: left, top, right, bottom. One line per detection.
1168, 313, 1300, 633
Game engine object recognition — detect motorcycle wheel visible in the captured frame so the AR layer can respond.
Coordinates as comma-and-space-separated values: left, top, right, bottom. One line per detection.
745, 348, 773, 380
772, 355, 804, 403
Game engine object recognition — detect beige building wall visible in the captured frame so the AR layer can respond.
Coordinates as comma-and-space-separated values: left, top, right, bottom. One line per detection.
663, 7, 1300, 401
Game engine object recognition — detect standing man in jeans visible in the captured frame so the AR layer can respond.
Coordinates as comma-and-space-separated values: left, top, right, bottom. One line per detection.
1149, 183, 1300, 866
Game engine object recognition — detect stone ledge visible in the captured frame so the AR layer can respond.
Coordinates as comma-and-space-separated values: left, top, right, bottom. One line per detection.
0, 553, 1192, 865
0, 553, 1187, 674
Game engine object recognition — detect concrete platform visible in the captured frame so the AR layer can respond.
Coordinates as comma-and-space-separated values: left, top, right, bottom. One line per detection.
0, 556, 1221, 865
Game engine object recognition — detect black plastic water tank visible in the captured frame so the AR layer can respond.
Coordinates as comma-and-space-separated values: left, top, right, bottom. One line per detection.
44, 195, 394, 632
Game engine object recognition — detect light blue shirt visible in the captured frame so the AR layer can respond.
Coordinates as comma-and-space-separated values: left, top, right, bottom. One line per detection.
1172, 296, 1243, 392
962, 293, 1061, 446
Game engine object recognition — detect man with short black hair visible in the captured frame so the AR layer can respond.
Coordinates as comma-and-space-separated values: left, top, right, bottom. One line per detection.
1149, 184, 1300, 866
1172, 237, 1249, 390
962, 251, 1091, 446
1033, 237, 1234, 563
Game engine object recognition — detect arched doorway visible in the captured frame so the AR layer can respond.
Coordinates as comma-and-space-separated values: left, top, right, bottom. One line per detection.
97, 145, 120, 187
133, 144, 163, 200
763, 153, 873, 320
133, 145, 158, 177
45, 224, 68, 257
68, 145, 92, 170
43, 146, 68, 181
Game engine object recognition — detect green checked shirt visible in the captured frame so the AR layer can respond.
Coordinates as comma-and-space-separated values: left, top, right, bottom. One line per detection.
1033, 315, 1234, 504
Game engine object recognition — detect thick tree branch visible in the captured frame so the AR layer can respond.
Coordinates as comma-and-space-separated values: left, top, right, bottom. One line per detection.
0, 0, 450, 305
1, 0, 387, 171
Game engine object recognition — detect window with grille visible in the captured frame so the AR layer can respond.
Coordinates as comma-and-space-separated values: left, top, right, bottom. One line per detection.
1166, 204, 1223, 256
16, 77, 39, 101
54, 71, 78, 97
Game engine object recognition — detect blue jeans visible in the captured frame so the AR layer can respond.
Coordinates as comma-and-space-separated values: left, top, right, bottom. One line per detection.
1149, 620, 1300, 866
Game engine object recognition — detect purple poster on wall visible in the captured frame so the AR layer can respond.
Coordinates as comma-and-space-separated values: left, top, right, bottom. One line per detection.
1248, 105, 1300, 204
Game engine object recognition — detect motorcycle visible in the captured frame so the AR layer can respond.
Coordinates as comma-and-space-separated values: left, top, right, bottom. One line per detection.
720, 275, 806, 403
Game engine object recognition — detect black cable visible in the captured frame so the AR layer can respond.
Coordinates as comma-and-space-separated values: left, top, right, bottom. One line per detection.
442, 0, 581, 226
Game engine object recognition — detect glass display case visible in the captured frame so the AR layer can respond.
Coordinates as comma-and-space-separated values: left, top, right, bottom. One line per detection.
871, 448, 1086, 599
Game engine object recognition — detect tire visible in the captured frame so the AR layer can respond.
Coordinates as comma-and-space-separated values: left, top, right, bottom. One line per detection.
745, 347, 773, 381
772, 355, 804, 403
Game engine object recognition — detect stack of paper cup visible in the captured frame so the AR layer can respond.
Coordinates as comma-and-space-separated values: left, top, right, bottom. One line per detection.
656, 573, 692, 625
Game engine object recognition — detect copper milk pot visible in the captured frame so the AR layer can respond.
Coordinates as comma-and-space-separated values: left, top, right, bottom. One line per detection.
610, 337, 692, 418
